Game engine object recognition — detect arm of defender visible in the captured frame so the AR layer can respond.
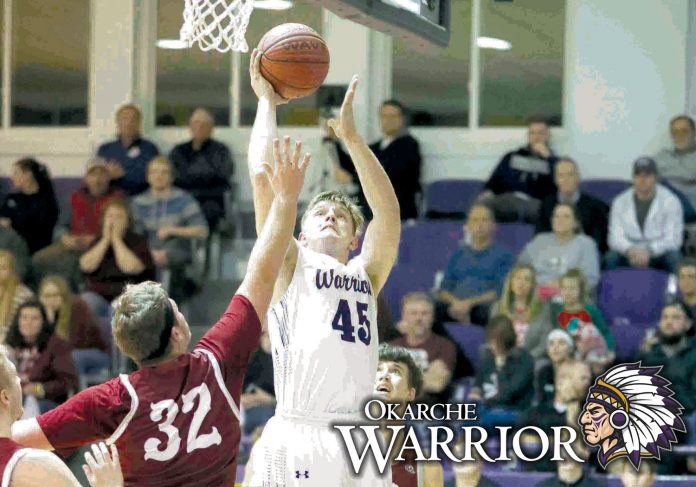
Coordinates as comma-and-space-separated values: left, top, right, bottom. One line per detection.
9, 450, 82, 487
236, 139, 310, 324
329, 76, 401, 293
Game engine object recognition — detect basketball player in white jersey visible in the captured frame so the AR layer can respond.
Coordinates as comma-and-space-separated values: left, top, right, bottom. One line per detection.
245, 50, 401, 486
0, 350, 122, 487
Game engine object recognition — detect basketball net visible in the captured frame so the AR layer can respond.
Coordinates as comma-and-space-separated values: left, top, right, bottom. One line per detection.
180, 0, 255, 52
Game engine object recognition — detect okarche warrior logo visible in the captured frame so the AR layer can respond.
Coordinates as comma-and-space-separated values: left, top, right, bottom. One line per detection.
578, 362, 686, 469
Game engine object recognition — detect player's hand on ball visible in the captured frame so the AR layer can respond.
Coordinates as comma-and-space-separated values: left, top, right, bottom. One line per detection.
328, 75, 361, 143
83, 442, 123, 487
262, 136, 310, 201
250, 48, 288, 105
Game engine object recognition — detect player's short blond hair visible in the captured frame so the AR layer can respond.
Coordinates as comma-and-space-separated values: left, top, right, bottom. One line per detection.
112, 281, 171, 363
301, 191, 365, 238
0, 348, 11, 390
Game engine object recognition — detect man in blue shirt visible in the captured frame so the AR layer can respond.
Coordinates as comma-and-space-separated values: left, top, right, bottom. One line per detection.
97, 104, 159, 195
437, 204, 513, 325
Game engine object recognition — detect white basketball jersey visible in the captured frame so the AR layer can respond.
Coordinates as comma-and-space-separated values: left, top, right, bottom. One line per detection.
268, 245, 378, 415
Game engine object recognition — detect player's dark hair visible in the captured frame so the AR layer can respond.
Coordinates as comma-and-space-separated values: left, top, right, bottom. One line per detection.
486, 315, 517, 353
378, 344, 423, 397
112, 281, 174, 363
5, 301, 53, 351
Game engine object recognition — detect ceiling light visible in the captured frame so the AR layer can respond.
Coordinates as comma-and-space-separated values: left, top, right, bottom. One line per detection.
254, 0, 293, 10
477, 36, 512, 50
157, 39, 189, 49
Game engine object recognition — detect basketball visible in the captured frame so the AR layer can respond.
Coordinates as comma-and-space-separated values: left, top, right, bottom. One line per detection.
257, 23, 330, 100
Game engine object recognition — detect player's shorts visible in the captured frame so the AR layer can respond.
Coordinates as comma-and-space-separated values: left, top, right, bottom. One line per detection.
244, 409, 392, 487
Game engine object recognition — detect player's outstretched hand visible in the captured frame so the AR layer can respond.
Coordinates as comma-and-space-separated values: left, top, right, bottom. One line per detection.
83, 442, 123, 487
262, 136, 310, 201
249, 48, 288, 106
327, 75, 361, 143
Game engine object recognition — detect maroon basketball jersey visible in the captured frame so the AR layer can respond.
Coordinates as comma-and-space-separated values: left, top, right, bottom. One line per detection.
37, 295, 261, 487
391, 451, 420, 487
0, 438, 29, 486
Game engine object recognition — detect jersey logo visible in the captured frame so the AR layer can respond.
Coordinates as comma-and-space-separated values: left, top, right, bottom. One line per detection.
405, 464, 416, 475
315, 269, 372, 296
295, 470, 310, 479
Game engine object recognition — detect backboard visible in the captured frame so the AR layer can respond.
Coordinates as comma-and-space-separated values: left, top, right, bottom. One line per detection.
306, 0, 450, 48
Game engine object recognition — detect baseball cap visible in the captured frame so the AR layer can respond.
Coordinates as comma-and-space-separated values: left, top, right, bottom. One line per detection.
633, 157, 657, 176
85, 158, 108, 173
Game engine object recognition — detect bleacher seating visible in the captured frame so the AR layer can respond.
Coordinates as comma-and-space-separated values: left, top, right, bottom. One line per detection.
424, 179, 484, 219
597, 268, 669, 326
398, 220, 463, 272
496, 223, 535, 256
381, 265, 435, 317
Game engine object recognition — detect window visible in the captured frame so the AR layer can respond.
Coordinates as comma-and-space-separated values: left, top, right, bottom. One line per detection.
392, 0, 471, 127
238, 3, 323, 126
479, 0, 565, 126
390, 0, 565, 127
156, 0, 232, 126
11, 0, 90, 126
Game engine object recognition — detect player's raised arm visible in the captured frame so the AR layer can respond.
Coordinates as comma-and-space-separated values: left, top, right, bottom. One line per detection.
328, 76, 401, 293
248, 48, 285, 236
237, 137, 310, 322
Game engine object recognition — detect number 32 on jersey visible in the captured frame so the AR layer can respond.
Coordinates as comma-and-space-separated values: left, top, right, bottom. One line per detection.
331, 299, 371, 345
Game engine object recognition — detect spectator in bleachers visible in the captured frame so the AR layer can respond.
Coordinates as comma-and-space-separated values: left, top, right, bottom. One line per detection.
97, 103, 159, 196
491, 264, 553, 360
519, 203, 600, 297
536, 157, 609, 252
534, 329, 575, 407
436, 204, 513, 326
522, 359, 592, 472
451, 454, 500, 487
131, 156, 208, 303
0, 226, 30, 282
367, 99, 422, 220
32, 158, 126, 291
389, 292, 457, 403
170, 108, 234, 232
38, 275, 109, 385
240, 331, 275, 436
636, 298, 696, 416
534, 441, 597, 487
0, 250, 34, 342
79, 199, 156, 337
5, 300, 78, 414
468, 315, 534, 428
606, 157, 683, 272
616, 460, 656, 487
478, 116, 558, 224
676, 258, 696, 320
654, 115, 696, 208
551, 269, 615, 374
0, 158, 59, 255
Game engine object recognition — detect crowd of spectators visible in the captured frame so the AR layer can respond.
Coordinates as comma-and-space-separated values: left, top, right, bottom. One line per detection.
2, 97, 695, 481
0, 103, 233, 420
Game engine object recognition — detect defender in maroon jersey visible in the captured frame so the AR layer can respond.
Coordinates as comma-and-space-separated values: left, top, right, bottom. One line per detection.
374, 345, 444, 487
0, 350, 121, 487
10, 139, 310, 487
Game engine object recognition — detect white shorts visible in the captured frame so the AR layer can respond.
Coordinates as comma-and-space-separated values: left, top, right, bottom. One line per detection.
244, 411, 392, 487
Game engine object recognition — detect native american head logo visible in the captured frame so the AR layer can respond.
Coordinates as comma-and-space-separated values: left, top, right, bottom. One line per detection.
578, 362, 686, 469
